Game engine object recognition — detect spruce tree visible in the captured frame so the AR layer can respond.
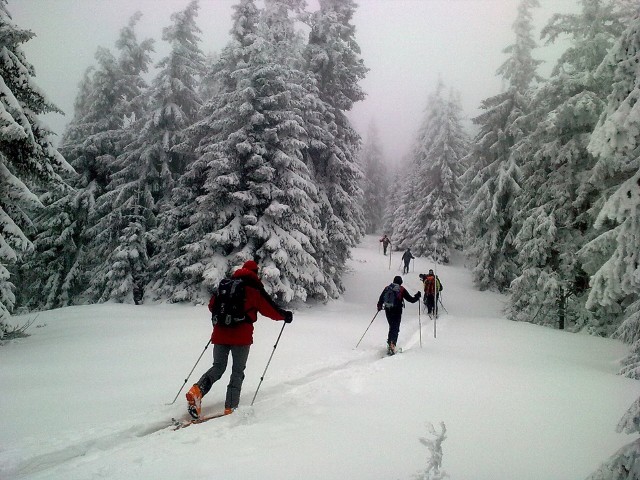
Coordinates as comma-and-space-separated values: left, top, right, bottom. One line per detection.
155, 0, 263, 302
584, 14, 640, 476
81, 13, 154, 303
390, 164, 419, 252
21, 14, 154, 309
0, 1, 71, 333
360, 121, 388, 234
507, 0, 626, 331
463, 0, 542, 291
304, 0, 368, 292
159, 0, 327, 303
403, 83, 466, 263
381, 169, 403, 241
89, 1, 204, 304
583, 10, 640, 333
21, 64, 107, 309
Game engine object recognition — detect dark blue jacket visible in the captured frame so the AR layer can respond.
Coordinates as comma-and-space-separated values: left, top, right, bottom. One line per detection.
377, 283, 420, 315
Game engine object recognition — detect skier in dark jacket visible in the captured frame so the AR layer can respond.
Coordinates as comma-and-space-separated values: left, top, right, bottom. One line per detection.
401, 248, 414, 274
379, 235, 391, 255
186, 260, 293, 419
377, 275, 421, 355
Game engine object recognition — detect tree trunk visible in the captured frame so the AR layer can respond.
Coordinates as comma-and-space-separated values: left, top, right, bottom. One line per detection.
557, 288, 566, 330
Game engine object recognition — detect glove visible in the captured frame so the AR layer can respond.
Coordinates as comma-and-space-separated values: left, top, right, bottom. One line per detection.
415, 291, 422, 299
377, 304, 382, 311
283, 311, 293, 323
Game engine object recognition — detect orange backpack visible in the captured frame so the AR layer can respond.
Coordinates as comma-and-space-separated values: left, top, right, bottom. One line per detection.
424, 275, 436, 295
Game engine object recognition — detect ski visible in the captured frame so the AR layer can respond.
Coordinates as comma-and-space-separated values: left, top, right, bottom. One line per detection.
171, 412, 227, 430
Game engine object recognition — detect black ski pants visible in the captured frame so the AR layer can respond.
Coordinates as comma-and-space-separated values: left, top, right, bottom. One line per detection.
425, 294, 436, 314
197, 344, 250, 410
385, 310, 402, 346
424, 293, 439, 315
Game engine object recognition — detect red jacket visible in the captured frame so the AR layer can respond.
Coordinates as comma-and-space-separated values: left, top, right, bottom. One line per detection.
208, 268, 285, 345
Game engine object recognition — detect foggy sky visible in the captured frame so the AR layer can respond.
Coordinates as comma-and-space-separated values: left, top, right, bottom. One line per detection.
10, 0, 578, 164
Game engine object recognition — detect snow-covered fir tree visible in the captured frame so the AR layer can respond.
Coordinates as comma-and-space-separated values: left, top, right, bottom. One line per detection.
396, 82, 466, 263
157, 0, 328, 303
618, 296, 640, 380
392, 86, 447, 254
359, 121, 388, 234
379, 161, 408, 250
17, 63, 104, 311
584, 12, 640, 477
583, 10, 640, 332
0, 1, 72, 334
80, 13, 154, 304
303, 0, 368, 291
507, 0, 626, 331
19, 14, 154, 308
149, 0, 205, 179
153, 0, 262, 302
87, 1, 205, 304
18, 67, 98, 310
587, 398, 640, 479
463, 0, 542, 291
380, 168, 403, 241
390, 164, 418, 253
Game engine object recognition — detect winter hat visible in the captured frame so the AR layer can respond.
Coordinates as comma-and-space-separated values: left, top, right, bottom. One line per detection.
393, 275, 403, 285
428, 269, 434, 274
243, 260, 259, 273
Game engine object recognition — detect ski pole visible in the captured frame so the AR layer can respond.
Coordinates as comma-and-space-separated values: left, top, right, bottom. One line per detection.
356, 310, 380, 348
438, 295, 449, 314
418, 301, 422, 348
251, 322, 287, 406
166, 339, 211, 405
433, 311, 437, 338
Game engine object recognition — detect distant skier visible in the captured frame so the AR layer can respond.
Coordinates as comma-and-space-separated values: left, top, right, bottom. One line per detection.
186, 260, 293, 419
420, 269, 443, 316
377, 275, 421, 355
380, 235, 391, 255
401, 248, 414, 274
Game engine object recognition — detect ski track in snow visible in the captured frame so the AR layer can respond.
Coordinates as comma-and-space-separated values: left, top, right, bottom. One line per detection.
6, 334, 426, 477
14, 422, 171, 476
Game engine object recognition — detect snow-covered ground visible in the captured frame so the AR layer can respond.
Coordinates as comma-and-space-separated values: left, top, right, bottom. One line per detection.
1, 235, 638, 480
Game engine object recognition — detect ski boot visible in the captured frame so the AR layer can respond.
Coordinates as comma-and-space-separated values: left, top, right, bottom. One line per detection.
387, 342, 396, 356
186, 384, 202, 419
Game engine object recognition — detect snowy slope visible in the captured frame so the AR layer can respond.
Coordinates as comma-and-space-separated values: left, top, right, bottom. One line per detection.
1, 235, 638, 480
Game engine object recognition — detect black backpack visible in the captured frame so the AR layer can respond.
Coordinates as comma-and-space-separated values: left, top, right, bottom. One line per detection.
211, 278, 248, 327
382, 283, 403, 309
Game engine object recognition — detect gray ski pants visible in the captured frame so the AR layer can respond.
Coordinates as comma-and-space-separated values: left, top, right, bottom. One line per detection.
196, 344, 250, 410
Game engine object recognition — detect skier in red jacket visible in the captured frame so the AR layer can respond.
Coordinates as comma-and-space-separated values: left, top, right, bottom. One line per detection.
186, 260, 292, 419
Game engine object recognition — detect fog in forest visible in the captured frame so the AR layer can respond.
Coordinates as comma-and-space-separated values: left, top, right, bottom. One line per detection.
12, 0, 576, 163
